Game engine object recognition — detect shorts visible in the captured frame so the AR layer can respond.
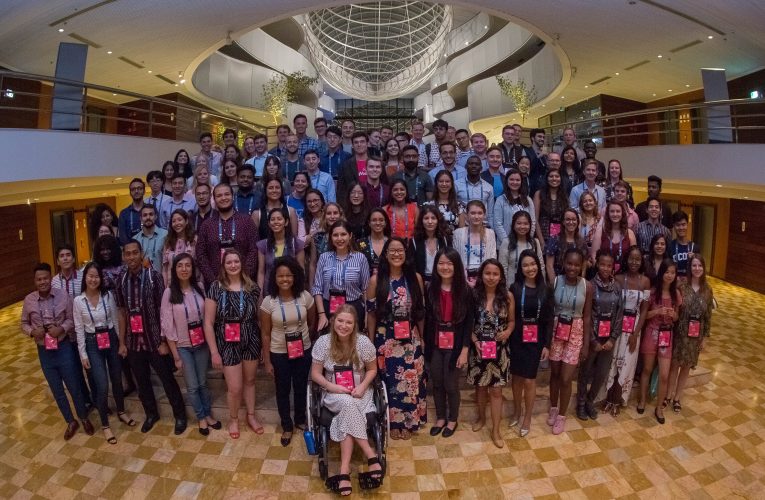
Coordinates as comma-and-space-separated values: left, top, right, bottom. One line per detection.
549, 318, 584, 365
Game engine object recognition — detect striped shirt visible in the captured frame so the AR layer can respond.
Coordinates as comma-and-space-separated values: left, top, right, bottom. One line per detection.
635, 220, 672, 254
115, 267, 164, 353
311, 251, 370, 301
51, 268, 84, 298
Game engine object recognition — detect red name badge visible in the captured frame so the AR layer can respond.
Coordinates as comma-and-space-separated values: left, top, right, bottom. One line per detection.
555, 320, 572, 341
622, 315, 636, 334
188, 322, 205, 347
286, 332, 305, 359
549, 222, 561, 237
598, 320, 611, 338
129, 314, 144, 334
377, 355, 385, 370
394, 320, 411, 340
688, 320, 700, 338
224, 322, 241, 342
658, 329, 671, 348
522, 324, 538, 343
334, 367, 356, 391
96, 329, 111, 350
438, 330, 454, 349
329, 294, 346, 314
44, 333, 59, 350
481, 340, 497, 359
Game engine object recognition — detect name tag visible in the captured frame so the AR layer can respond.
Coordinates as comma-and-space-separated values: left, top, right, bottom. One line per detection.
658, 326, 671, 348
95, 327, 111, 350
224, 320, 241, 342
522, 323, 538, 343
286, 331, 305, 359
44, 333, 59, 350
688, 319, 700, 338
481, 340, 497, 360
188, 321, 205, 347
220, 241, 233, 263
334, 365, 355, 391
129, 313, 144, 335
598, 318, 612, 338
438, 329, 454, 349
393, 319, 411, 340
467, 269, 480, 288
622, 311, 637, 334
549, 222, 561, 237
555, 315, 573, 341
329, 289, 346, 315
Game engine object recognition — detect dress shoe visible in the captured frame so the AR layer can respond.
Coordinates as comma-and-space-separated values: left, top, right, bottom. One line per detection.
654, 408, 665, 425
81, 418, 95, 436
64, 420, 79, 440
198, 426, 210, 436
576, 403, 589, 421
209, 420, 222, 430
585, 402, 598, 420
174, 418, 188, 435
429, 425, 443, 436
141, 415, 159, 433
441, 423, 458, 438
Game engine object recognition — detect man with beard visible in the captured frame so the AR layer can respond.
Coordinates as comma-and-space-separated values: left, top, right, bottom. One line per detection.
392, 145, 434, 205
133, 204, 167, 275
193, 183, 214, 231
118, 178, 146, 244
456, 156, 494, 227
232, 164, 261, 215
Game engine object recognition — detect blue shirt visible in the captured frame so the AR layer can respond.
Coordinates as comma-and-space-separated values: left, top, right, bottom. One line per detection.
455, 178, 495, 228
297, 136, 321, 162
320, 149, 351, 179
569, 182, 607, 212
158, 194, 197, 229
311, 251, 370, 301
307, 170, 337, 203
429, 164, 467, 183
133, 227, 168, 275
118, 204, 143, 245
233, 190, 261, 216
245, 153, 271, 178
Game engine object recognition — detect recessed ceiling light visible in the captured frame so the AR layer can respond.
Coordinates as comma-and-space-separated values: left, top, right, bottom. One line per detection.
685, 84, 690, 87
657, 54, 663, 58
174, 84, 178, 86
541, 104, 546, 107
147, 70, 152, 74
70, 184, 76, 188
707, 35, 714, 39
615, 72, 620, 76
112, 93, 117, 96
464, 41, 469, 46
34, 198, 39, 201
744, 196, 749, 199
57, 28, 64, 33
107, 50, 112, 54
668, 89, 673, 92
114, 177, 123, 181
652, 93, 657, 97
560, 96, 565, 99
484, 25, 488, 29
584, 85, 589, 88
180, 79, 186, 84
715, 184, 723, 187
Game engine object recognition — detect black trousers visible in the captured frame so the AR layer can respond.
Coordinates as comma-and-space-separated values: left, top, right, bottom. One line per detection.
429, 349, 461, 421
577, 348, 614, 405
127, 350, 186, 420
271, 349, 311, 432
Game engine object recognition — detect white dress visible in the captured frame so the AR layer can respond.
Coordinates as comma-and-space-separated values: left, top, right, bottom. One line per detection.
598, 287, 648, 405
312, 334, 376, 442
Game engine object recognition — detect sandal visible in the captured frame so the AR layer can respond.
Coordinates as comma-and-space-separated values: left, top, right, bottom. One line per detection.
390, 429, 401, 440
672, 400, 682, 413
228, 417, 240, 439
103, 427, 117, 445
400, 429, 412, 440
358, 457, 384, 490
661, 398, 671, 409
247, 413, 264, 434
325, 474, 352, 496
117, 412, 136, 427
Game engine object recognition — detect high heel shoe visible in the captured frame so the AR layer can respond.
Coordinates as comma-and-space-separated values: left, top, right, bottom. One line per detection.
654, 408, 665, 425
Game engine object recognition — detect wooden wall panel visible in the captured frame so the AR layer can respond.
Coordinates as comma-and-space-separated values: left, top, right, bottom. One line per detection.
726, 199, 765, 294
0, 204, 39, 307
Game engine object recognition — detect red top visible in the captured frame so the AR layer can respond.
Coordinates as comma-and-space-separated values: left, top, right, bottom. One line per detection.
440, 289, 453, 323
386, 202, 417, 240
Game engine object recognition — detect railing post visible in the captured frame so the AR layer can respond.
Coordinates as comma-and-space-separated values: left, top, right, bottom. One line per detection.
148, 99, 154, 138
81, 83, 88, 132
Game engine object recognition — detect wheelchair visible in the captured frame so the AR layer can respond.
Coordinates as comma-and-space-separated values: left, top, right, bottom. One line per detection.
305, 375, 389, 482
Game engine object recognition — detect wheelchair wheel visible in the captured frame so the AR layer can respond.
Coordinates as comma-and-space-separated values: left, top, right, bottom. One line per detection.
318, 426, 329, 481
373, 424, 387, 476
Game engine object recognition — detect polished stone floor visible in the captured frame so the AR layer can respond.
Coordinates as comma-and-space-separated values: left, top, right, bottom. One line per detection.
0, 278, 763, 499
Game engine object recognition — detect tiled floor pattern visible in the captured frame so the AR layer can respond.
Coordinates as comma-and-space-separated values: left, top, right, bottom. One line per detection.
0, 277, 763, 499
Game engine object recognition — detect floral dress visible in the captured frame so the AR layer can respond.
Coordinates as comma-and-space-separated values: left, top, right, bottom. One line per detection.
358, 236, 386, 275
373, 276, 427, 431
466, 305, 510, 387
673, 283, 713, 368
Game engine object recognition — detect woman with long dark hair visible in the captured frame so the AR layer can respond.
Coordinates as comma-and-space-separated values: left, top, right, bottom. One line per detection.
161, 253, 220, 435
358, 208, 391, 276
637, 258, 681, 424
256, 207, 305, 296
161, 208, 196, 285
426, 169, 464, 236
383, 137, 403, 178
89, 204, 119, 245
174, 149, 193, 180
545, 208, 587, 284
252, 175, 299, 240
467, 258, 514, 448
534, 168, 569, 245
578, 191, 602, 278
220, 159, 239, 191
644, 234, 668, 282
409, 205, 451, 284
287, 171, 311, 222
345, 182, 370, 240
494, 168, 538, 243
161, 160, 177, 195
560, 145, 582, 191
366, 237, 426, 440
93, 235, 124, 292
384, 179, 418, 241
498, 210, 545, 284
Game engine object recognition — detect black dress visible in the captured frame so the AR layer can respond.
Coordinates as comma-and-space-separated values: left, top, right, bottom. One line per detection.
509, 282, 553, 379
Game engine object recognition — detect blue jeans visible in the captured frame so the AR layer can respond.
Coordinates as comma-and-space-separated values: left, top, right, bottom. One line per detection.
37, 340, 88, 423
84, 329, 125, 427
177, 344, 212, 420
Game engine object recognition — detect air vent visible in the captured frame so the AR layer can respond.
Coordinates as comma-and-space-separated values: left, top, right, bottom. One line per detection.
625, 60, 650, 71
670, 40, 702, 53
49, 0, 118, 26
589, 76, 611, 85
155, 74, 175, 85
67, 33, 102, 49
118, 56, 144, 69
639, 0, 724, 35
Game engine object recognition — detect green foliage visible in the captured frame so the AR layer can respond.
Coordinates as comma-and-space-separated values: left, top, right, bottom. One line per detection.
262, 71, 320, 125
496, 76, 537, 123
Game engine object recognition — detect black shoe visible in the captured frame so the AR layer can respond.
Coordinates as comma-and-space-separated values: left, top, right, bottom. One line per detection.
81, 417, 95, 436
654, 408, 665, 425
576, 404, 589, 421
141, 415, 159, 433
280, 431, 293, 447
585, 402, 598, 420
429, 425, 443, 436
636, 404, 645, 414
198, 426, 210, 436
209, 420, 222, 430
174, 419, 187, 435
442, 423, 458, 438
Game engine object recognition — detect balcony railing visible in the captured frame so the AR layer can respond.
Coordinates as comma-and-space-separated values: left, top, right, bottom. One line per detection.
0, 70, 271, 142
542, 97, 765, 148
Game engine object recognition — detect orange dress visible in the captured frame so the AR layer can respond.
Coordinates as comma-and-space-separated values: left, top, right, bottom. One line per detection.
385, 203, 417, 240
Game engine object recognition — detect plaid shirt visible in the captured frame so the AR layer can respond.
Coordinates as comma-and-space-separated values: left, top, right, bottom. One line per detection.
297, 136, 321, 163
635, 219, 672, 254
115, 267, 164, 352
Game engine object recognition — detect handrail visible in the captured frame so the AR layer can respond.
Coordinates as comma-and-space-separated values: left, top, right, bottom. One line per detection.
0, 70, 272, 139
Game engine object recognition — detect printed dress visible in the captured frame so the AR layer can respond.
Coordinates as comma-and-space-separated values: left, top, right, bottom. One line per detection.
373, 276, 427, 431
672, 283, 713, 368
466, 306, 510, 387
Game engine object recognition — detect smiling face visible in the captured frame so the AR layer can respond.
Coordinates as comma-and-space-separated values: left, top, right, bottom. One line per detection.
333, 311, 356, 338
518, 157, 531, 175
653, 236, 667, 256
547, 169, 561, 188
422, 211, 438, 234
224, 161, 238, 179
564, 251, 584, 279
690, 257, 704, 280
268, 210, 286, 234
84, 266, 101, 292
57, 248, 74, 271
597, 254, 614, 279
171, 213, 187, 235
369, 211, 386, 235
34, 269, 52, 295
386, 139, 399, 157
563, 149, 576, 164
349, 184, 365, 207
293, 174, 308, 193
366, 160, 382, 181
663, 265, 677, 285
581, 193, 596, 214
520, 255, 538, 281
266, 180, 282, 201
385, 239, 406, 267
440, 145, 456, 166
275, 264, 295, 293
627, 248, 643, 274
563, 210, 579, 234
437, 174, 453, 195
513, 215, 531, 237
331, 225, 350, 251
436, 254, 454, 280
609, 161, 621, 180
487, 149, 502, 169
175, 256, 193, 282
223, 252, 242, 278
171, 177, 185, 197
306, 193, 324, 215
324, 204, 341, 224
466, 158, 482, 177
481, 263, 502, 289
608, 203, 623, 224
213, 185, 233, 212
507, 172, 522, 193
391, 183, 407, 203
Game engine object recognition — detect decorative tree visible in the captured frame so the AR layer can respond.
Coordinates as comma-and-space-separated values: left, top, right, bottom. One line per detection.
262, 71, 319, 125
496, 76, 537, 123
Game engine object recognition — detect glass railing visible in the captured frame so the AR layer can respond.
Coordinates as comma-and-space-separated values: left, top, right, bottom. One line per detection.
543, 97, 765, 148
0, 70, 271, 142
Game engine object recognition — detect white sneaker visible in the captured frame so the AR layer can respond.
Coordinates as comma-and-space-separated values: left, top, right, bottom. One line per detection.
547, 407, 559, 426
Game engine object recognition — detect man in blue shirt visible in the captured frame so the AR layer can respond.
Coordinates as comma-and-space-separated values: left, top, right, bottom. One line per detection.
320, 126, 350, 179
305, 149, 336, 203
293, 114, 321, 160
158, 174, 197, 228
244, 132, 270, 178
233, 164, 261, 215
118, 177, 145, 245
428, 142, 467, 182
133, 204, 167, 275
569, 160, 606, 211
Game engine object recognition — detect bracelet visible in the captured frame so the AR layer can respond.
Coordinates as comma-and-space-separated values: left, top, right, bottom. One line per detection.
318, 311, 327, 316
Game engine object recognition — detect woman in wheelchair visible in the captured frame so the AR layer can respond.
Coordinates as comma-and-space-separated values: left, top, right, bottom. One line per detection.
310, 305, 383, 495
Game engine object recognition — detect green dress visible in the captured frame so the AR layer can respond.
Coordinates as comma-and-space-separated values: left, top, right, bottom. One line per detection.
672, 283, 713, 368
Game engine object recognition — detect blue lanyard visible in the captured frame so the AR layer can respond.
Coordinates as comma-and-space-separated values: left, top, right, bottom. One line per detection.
465, 179, 484, 203
277, 296, 302, 330
219, 216, 236, 243
331, 253, 348, 289
85, 295, 109, 328
182, 290, 202, 323
466, 228, 484, 269
557, 278, 578, 313
221, 289, 245, 319
521, 285, 541, 322
126, 270, 145, 310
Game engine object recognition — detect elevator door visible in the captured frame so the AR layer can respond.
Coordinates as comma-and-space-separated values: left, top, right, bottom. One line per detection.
692, 204, 716, 274
50, 209, 76, 264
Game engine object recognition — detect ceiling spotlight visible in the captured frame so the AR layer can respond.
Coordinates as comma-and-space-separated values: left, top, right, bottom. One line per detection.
107, 50, 112, 54
615, 72, 620, 76
715, 184, 723, 187
652, 93, 657, 96
668, 89, 673, 92
584, 85, 589, 88
560, 96, 565, 99
114, 177, 123, 181
541, 104, 546, 107
57, 28, 64, 33
657, 54, 663, 58
464, 41, 469, 46
685, 84, 690, 87
707, 35, 714, 39
147, 70, 152, 74
484, 25, 488, 29
744, 196, 749, 199
179, 79, 185, 84
174, 84, 178, 87
112, 93, 117, 96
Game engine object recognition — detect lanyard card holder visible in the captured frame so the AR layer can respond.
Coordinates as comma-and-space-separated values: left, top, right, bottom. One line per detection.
658, 324, 672, 348
44, 332, 59, 350
219, 240, 233, 263
224, 319, 241, 342
329, 289, 346, 315
333, 365, 356, 391
129, 309, 144, 335
393, 310, 411, 340
555, 315, 573, 341
597, 313, 612, 338
286, 331, 305, 359
522, 319, 538, 343
480, 331, 497, 360
188, 321, 205, 346
549, 221, 561, 237
688, 314, 701, 338
467, 269, 480, 287
622, 309, 637, 334
95, 326, 111, 350
438, 322, 454, 349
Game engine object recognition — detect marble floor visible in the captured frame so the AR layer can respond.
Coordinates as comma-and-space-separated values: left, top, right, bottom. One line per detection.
0, 278, 763, 499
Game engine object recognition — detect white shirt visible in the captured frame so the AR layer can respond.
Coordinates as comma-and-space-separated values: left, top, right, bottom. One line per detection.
455, 178, 495, 228
73, 292, 119, 361
51, 267, 84, 298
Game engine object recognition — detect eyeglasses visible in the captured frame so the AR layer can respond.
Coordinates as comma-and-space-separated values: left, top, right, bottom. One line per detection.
387, 249, 406, 256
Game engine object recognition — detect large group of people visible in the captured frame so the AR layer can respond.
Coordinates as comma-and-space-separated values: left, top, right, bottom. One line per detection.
20, 118, 714, 496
